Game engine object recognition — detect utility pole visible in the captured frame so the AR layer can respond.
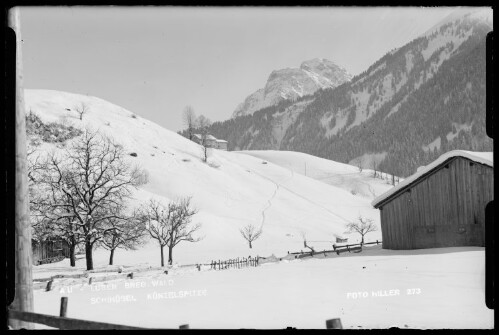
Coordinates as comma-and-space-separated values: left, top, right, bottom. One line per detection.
8, 7, 34, 329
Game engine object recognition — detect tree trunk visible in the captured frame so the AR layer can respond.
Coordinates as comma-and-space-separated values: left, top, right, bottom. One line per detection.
168, 246, 173, 265
361, 235, 364, 245
69, 243, 76, 267
85, 240, 93, 270
249, 241, 252, 249
160, 245, 164, 267
109, 249, 115, 266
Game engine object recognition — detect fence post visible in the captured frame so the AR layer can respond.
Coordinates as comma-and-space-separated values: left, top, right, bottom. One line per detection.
325, 318, 343, 329
46, 279, 54, 292
60, 297, 68, 317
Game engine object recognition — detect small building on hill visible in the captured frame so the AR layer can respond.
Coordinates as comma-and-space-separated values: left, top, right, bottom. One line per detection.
215, 139, 228, 151
192, 134, 228, 150
371, 150, 493, 250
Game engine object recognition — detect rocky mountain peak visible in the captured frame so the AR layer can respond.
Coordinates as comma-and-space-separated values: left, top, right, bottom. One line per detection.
232, 58, 352, 118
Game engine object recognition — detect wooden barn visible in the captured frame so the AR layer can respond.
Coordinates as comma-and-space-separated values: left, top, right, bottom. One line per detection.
215, 139, 228, 151
32, 238, 70, 265
371, 150, 493, 250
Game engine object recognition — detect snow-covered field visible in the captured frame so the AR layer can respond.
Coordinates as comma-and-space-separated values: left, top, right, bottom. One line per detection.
26, 89, 386, 267
33, 246, 492, 329
25, 90, 492, 329
242, 150, 394, 199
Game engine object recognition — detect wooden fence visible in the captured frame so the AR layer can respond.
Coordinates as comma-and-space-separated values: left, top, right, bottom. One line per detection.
9, 299, 339, 329
288, 240, 382, 258
209, 256, 260, 270
8, 297, 188, 329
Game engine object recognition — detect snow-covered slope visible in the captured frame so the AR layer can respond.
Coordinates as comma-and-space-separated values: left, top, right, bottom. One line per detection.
239, 150, 396, 199
232, 58, 352, 118
25, 89, 381, 267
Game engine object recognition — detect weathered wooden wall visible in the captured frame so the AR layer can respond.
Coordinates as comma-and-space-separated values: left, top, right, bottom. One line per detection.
380, 157, 493, 249
32, 239, 70, 265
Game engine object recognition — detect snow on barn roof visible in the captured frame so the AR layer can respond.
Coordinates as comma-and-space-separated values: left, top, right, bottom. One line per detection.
371, 150, 493, 208
193, 134, 217, 140
216, 139, 228, 143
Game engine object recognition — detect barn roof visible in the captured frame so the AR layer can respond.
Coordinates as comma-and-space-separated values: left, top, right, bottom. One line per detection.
371, 150, 493, 208
193, 134, 217, 140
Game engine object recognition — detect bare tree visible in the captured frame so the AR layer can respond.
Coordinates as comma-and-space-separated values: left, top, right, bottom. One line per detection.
196, 115, 212, 162
34, 129, 145, 270
74, 102, 89, 121
182, 105, 197, 141
344, 216, 378, 244
240, 224, 263, 249
356, 156, 364, 173
371, 157, 378, 178
141, 197, 202, 266
28, 147, 83, 267
100, 211, 147, 265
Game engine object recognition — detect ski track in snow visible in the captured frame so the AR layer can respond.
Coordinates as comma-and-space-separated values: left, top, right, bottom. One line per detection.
247, 163, 351, 225
248, 167, 295, 227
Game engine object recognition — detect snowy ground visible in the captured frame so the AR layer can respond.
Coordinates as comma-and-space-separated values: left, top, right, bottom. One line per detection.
25, 89, 386, 266
33, 246, 492, 329
25, 90, 492, 329
240, 150, 395, 199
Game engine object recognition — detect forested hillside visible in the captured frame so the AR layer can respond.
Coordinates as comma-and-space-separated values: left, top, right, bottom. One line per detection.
181, 9, 492, 178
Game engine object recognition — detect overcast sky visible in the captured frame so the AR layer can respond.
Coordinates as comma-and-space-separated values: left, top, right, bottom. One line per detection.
20, 6, 458, 132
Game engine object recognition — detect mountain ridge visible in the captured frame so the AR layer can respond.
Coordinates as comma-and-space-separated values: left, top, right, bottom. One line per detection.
200, 7, 492, 178
232, 58, 352, 118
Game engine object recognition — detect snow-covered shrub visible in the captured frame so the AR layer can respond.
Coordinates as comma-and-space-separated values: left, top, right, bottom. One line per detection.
134, 168, 150, 185
207, 158, 221, 169
26, 111, 83, 144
